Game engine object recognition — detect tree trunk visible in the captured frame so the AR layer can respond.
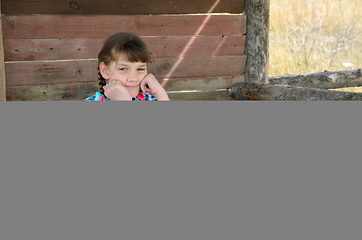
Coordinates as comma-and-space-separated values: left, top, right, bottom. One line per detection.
269, 68, 362, 89
229, 82, 362, 101
0, 5, 6, 101
244, 0, 270, 84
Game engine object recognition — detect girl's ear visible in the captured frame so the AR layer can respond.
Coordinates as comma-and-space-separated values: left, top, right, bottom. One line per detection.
99, 62, 109, 79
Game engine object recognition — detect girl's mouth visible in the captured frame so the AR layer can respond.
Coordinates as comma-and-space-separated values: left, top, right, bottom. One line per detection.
126, 85, 139, 88
126, 84, 140, 88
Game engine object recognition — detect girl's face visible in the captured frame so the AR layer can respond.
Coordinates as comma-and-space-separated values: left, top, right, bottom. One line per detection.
100, 53, 148, 98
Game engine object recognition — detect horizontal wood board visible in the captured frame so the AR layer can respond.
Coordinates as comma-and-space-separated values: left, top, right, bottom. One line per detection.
2, 0, 245, 15
2, 14, 245, 39
4, 35, 246, 61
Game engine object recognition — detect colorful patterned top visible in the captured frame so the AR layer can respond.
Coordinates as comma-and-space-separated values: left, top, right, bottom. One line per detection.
84, 91, 157, 101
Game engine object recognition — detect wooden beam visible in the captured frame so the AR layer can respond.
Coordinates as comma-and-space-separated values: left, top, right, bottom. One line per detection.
5, 82, 99, 101
268, 69, 362, 90
160, 75, 245, 91
2, 14, 246, 39
0, 5, 6, 101
3, 36, 246, 62
244, 0, 270, 84
228, 82, 362, 101
2, 0, 245, 15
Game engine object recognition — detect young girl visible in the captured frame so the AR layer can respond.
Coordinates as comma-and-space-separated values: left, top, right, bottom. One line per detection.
85, 32, 169, 101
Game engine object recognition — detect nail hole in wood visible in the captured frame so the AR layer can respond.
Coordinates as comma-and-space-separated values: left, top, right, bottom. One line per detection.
68, 1, 80, 11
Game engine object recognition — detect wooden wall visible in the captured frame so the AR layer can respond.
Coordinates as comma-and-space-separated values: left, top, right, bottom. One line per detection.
1, 0, 246, 101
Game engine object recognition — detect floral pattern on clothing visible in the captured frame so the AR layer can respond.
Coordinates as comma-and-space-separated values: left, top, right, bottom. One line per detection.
84, 91, 157, 101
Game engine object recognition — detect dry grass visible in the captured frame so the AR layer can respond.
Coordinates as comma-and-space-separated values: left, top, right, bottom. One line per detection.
269, 0, 362, 78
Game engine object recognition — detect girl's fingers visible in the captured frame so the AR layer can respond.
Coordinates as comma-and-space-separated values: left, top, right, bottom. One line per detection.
109, 79, 120, 84
140, 83, 145, 93
142, 86, 147, 93
110, 79, 117, 85
140, 78, 149, 93
142, 84, 151, 93
139, 80, 145, 91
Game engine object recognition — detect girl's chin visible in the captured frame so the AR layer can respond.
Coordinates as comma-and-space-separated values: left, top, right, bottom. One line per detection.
128, 87, 140, 98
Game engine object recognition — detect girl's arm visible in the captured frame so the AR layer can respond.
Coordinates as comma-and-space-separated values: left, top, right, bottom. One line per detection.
154, 89, 169, 101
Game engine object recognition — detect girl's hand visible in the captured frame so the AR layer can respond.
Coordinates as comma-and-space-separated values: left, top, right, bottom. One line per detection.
139, 74, 162, 96
140, 74, 170, 101
103, 80, 132, 101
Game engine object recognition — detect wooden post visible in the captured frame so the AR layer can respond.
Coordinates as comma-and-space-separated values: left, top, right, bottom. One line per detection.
0, 3, 6, 101
244, 0, 270, 84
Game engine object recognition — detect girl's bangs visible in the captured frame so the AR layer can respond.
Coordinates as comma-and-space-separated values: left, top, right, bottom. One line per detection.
112, 43, 151, 63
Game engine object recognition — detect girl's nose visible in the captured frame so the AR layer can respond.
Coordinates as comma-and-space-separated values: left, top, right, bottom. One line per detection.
128, 71, 139, 82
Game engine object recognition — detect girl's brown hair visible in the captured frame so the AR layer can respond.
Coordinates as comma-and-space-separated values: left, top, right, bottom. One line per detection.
97, 32, 153, 95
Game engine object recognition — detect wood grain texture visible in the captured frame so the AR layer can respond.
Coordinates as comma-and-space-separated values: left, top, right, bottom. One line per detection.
268, 68, 362, 90
6, 82, 99, 101
2, 0, 245, 15
4, 35, 246, 61
5, 60, 97, 86
154, 55, 246, 79
244, 0, 270, 84
5, 56, 246, 86
3, 38, 103, 61
2, 14, 246, 39
159, 75, 245, 90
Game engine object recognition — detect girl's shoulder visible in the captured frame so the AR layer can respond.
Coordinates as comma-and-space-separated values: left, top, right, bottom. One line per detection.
134, 92, 157, 101
84, 92, 109, 101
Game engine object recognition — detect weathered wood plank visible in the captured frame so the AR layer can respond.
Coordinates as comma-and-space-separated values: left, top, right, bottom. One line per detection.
5, 60, 97, 86
229, 82, 362, 101
5, 56, 246, 86
4, 35, 246, 61
154, 55, 246, 79
2, 0, 245, 15
6, 82, 99, 101
5, 75, 244, 101
268, 69, 362, 90
3, 38, 103, 62
159, 75, 245, 91
2, 14, 246, 39
0, 7, 6, 101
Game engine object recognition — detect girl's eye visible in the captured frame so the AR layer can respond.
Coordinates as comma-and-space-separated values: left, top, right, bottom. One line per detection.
119, 68, 127, 71
138, 68, 146, 71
